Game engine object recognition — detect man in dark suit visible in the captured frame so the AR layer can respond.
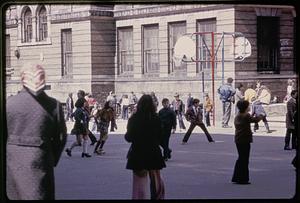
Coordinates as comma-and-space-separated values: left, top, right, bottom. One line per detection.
285, 90, 298, 150
182, 98, 214, 144
6, 63, 67, 200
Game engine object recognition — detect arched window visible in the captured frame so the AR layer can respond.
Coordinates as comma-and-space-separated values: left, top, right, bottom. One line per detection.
38, 6, 47, 41
23, 7, 32, 42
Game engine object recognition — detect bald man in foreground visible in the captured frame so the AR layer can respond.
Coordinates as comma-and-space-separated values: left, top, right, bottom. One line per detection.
6, 63, 67, 200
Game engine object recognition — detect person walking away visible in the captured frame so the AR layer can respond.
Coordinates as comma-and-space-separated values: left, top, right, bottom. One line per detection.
65, 98, 92, 157
171, 93, 186, 131
217, 77, 236, 128
182, 98, 215, 144
232, 100, 263, 185
187, 93, 194, 108
158, 98, 177, 161
94, 101, 114, 155
235, 83, 245, 115
125, 95, 166, 199
204, 93, 213, 127
65, 92, 74, 121
284, 90, 297, 150
6, 62, 67, 200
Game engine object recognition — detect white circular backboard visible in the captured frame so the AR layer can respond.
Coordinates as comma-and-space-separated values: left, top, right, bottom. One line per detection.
174, 35, 196, 60
231, 37, 252, 60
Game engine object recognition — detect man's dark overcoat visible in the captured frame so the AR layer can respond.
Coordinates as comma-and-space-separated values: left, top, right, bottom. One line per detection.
6, 88, 67, 200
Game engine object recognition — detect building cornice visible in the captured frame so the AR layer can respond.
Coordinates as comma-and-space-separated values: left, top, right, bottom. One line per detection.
114, 4, 234, 20
50, 10, 113, 24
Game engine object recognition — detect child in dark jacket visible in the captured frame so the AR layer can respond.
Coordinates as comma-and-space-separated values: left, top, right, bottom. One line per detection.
232, 100, 263, 184
158, 98, 177, 161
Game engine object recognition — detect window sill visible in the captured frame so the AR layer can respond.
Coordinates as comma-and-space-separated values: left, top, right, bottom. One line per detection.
258, 71, 280, 74
17, 38, 52, 47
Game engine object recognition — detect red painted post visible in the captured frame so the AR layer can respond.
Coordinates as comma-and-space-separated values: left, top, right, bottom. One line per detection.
211, 32, 215, 126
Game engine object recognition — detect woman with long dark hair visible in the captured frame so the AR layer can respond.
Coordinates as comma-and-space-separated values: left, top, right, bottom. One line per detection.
125, 94, 166, 199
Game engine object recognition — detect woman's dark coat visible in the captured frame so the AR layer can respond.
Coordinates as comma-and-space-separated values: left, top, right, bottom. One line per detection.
125, 113, 166, 170
6, 88, 67, 200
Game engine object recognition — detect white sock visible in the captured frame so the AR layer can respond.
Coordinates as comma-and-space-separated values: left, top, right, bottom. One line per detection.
83, 139, 88, 154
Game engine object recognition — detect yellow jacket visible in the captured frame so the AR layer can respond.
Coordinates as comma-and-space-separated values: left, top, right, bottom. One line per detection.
244, 88, 256, 102
204, 97, 213, 112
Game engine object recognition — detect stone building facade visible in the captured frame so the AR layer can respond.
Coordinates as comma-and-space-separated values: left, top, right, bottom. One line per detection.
5, 4, 297, 124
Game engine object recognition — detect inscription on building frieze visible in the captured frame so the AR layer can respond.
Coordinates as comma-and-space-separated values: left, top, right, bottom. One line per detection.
280, 39, 292, 57
114, 4, 214, 17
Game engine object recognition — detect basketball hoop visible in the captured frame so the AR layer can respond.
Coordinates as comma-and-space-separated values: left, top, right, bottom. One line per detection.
173, 35, 196, 62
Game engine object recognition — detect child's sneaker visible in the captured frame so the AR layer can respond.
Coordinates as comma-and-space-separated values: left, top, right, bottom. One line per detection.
96, 149, 105, 155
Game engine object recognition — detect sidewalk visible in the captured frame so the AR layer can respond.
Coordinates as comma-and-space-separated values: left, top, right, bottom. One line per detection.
65, 115, 287, 138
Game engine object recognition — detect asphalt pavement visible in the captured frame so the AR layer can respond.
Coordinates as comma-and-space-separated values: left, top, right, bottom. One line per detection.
54, 118, 296, 200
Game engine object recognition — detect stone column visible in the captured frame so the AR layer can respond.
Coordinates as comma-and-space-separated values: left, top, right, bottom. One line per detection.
159, 20, 168, 78
17, 18, 22, 44
31, 16, 37, 42
133, 23, 142, 78
186, 17, 197, 77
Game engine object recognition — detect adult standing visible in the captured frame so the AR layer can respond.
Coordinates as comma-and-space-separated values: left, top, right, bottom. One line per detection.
120, 94, 130, 120
107, 93, 118, 132
186, 93, 194, 108
182, 98, 214, 144
65, 92, 74, 121
204, 93, 213, 127
284, 79, 296, 103
6, 63, 67, 200
284, 90, 297, 150
106, 91, 114, 102
125, 95, 166, 200
171, 93, 186, 131
217, 77, 236, 128
129, 91, 138, 117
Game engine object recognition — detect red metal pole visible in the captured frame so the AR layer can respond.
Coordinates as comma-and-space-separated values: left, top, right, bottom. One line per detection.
211, 32, 215, 126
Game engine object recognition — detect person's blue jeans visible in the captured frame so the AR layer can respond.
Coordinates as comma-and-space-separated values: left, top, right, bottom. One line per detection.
222, 101, 232, 126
